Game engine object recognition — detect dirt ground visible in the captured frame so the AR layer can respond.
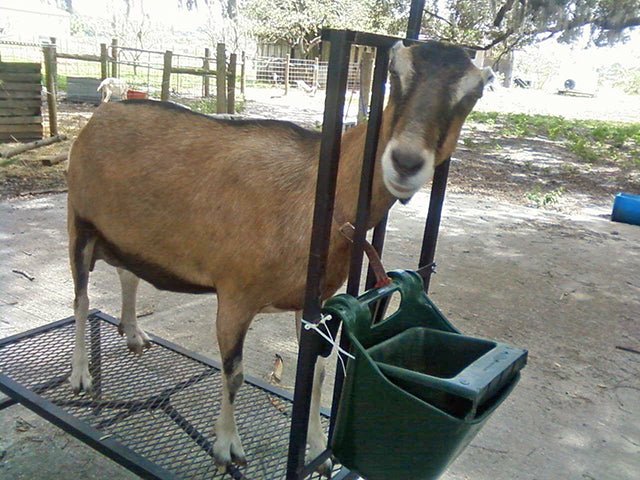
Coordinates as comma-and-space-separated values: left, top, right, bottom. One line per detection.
0, 88, 639, 479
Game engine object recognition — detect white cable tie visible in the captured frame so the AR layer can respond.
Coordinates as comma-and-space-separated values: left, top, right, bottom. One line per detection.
301, 314, 355, 377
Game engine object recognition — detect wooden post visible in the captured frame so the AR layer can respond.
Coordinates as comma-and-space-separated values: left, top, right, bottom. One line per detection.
111, 38, 118, 78
240, 51, 246, 95
216, 43, 227, 114
203, 47, 211, 97
358, 49, 374, 124
43, 45, 58, 137
227, 53, 236, 114
161, 50, 173, 101
284, 54, 290, 95
49, 37, 57, 81
100, 43, 109, 81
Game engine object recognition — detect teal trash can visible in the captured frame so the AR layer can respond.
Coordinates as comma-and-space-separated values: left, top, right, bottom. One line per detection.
325, 270, 527, 480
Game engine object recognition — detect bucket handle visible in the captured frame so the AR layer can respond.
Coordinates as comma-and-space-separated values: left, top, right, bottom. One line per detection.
324, 270, 458, 349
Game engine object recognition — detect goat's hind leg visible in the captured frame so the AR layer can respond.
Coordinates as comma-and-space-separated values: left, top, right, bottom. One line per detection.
116, 268, 151, 354
295, 311, 333, 477
68, 217, 97, 393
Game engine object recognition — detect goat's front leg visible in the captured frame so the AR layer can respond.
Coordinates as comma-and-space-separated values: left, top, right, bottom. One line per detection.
295, 311, 333, 477
213, 297, 254, 468
68, 225, 96, 393
116, 268, 151, 354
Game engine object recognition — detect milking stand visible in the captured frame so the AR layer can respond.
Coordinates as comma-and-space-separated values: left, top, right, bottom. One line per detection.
288, 2, 459, 478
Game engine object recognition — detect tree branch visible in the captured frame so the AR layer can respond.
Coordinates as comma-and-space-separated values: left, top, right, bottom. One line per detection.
493, 0, 517, 27
424, 8, 454, 28
477, 29, 514, 50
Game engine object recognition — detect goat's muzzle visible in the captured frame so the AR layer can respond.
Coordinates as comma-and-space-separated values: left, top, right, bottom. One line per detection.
381, 139, 435, 200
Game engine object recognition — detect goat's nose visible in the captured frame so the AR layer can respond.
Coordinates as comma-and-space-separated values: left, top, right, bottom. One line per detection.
391, 149, 424, 177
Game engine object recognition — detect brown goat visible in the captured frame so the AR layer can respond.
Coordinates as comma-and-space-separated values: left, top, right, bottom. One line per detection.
66, 41, 493, 474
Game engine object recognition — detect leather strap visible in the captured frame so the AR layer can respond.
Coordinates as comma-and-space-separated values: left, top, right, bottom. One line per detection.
338, 222, 391, 288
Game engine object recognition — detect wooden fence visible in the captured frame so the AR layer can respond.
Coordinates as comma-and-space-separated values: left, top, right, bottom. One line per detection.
0, 62, 43, 143
42, 40, 241, 137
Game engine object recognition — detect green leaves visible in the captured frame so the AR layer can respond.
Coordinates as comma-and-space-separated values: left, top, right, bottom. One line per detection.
243, 0, 409, 52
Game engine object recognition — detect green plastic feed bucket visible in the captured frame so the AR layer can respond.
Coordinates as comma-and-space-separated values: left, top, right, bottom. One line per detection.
324, 270, 527, 480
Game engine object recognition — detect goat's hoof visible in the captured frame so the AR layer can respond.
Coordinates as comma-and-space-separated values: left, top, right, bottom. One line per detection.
126, 330, 152, 355
320, 459, 333, 478
213, 435, 247, 468
69, 368, 92, 394
127, 340, 151, 355
310, 456, 332, 478
307, 432, 332, 477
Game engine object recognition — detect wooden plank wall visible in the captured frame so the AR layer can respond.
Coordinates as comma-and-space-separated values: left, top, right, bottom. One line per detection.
0, 62, 43, 143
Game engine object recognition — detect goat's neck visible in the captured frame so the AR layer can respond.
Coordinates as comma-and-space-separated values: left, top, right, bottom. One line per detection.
333, 105, 397, 229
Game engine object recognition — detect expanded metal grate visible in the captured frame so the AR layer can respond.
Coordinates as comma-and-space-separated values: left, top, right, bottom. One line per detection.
0, 311, 343, 480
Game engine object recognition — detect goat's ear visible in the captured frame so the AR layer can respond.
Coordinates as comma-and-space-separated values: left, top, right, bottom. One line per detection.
389, 41, 414, 93
481, 67, 496, 86
390, 41, 408, 61
391, 41, 406, 52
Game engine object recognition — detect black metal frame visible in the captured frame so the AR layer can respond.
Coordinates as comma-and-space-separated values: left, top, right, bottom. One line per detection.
288, 2, 456, 478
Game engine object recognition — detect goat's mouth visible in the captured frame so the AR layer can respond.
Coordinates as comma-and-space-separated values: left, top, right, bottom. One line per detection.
385, 178, 415, 197
381, 142, 435, 200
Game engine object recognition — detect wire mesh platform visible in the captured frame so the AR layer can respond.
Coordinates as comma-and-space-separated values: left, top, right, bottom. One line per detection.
0, 311, 348, 480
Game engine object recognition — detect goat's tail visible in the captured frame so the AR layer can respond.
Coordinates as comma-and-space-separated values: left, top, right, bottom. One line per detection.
97, 79, 109, 92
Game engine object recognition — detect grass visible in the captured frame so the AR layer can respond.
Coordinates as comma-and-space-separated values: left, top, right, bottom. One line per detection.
467, 111, 640, 167
525, 186, 565, 207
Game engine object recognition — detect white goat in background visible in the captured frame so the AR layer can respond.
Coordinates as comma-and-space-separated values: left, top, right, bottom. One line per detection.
97, 78, 128, 102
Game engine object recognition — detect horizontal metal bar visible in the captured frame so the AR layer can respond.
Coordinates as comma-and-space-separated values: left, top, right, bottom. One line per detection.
321, 28, 478, 58
299, 448, 333, 477
0, 314, 77, 347
0, 373, 176, 480
330, 468, 358, 480
321, 29, 423, 49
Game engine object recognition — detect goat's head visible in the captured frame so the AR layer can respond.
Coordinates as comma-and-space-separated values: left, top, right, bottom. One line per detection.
381, 41, 493, 201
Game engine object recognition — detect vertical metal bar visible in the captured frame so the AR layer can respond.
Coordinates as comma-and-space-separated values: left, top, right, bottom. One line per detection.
419, 158, 451, 293
407, 0, 450, 295
366, 214, 392, 327
407, 0, 427, 39
345, 47, 390, 297
329, 46, 390, 440
286, 30, 351, 480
